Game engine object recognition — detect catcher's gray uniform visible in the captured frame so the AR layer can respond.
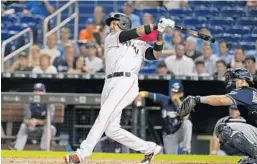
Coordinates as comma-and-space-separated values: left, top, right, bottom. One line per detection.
214, 116, 257, 144
214, 116, 257, 145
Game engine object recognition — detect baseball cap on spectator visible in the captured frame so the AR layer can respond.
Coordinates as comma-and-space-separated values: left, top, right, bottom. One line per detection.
171, 82, 184, 93
85, 42, 96, 48
86, 18, 95, 24
245, 55, 256, 63
33, 83, 46, 91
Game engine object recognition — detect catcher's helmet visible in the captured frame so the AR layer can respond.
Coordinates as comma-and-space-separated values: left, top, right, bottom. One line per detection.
105, 12, 132, 31
33, 83, 46, 91
224, 68, 254, 90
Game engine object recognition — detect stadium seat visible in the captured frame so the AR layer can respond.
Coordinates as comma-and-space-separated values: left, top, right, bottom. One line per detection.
168, 8, 193, 17
208, 17, 234, 27
1, 15, 18, 24
183, 17, 207, 28
233, 1, 247, 7
220, 7, 245, 17
236, 17, 256, 26
96, 1, 114, 5
248, 9, 257, 17
104, 6, 115, 15
1, 30, 10, 41
208, 26, 223, 35
240, 42, 256, 51
188, 1, 210, 7
243, 34, 257, 42
7, 3, 25, 13
210, 1, 232, 8
224, 26, 251, 35
194, 7, 219, 17
6, 24, 26, 32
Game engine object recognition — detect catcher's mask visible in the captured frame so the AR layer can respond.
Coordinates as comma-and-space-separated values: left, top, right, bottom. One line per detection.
224, 68, 254, 92
105, 12, 132, 31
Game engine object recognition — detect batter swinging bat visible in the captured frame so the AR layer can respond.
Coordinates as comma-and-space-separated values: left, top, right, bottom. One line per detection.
174, 25, 216, 43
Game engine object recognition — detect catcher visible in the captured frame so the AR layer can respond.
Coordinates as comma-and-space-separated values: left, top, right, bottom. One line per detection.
178, 68, 257, 164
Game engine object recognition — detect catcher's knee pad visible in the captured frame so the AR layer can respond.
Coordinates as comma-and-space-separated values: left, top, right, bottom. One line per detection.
216, 123, 233, 143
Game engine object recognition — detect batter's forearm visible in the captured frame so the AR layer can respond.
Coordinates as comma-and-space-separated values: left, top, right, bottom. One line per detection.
119, 24, 157, 43
136, 24, 158, 36
153, 31, 163, 59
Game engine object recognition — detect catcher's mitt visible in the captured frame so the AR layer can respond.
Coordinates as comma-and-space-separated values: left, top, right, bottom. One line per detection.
177, 96, 197, 118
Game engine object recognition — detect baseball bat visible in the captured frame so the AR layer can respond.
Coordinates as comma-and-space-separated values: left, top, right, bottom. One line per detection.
174, 25, 216, 43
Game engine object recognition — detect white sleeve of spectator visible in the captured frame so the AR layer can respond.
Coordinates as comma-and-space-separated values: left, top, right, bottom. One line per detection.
104, 32, 121, 48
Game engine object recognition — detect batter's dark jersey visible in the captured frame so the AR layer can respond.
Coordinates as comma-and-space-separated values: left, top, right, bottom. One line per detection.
226, 87, 257, 127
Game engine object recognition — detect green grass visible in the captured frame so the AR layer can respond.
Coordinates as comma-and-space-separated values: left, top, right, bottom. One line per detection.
1, 150, 241, 163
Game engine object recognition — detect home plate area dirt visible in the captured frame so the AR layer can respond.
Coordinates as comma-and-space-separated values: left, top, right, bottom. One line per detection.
1, 158, 236, 164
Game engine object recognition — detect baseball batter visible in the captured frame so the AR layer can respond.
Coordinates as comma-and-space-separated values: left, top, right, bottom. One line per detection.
64, 13, 175, 164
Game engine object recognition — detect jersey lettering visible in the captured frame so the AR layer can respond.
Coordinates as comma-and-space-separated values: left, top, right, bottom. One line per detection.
252, 90, 257, 103
122, 41, 139, 54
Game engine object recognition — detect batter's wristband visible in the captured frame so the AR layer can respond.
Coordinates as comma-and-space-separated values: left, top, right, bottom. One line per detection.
153, 42, 163, 51
144, 25, 152, 35
153, 24, 158, 30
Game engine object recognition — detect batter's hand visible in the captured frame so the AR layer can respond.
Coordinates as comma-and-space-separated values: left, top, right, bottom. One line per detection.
158, 18, 175, 33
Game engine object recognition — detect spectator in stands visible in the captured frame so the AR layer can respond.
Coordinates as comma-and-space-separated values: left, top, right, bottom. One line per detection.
185, 36, 201, 60
136, 83, 192, 154
214, 60, 227, 78
94, 6, 107, 44
53, 44, 75, 72
247, 40, 257, 57
218, 40, 232, 65
196, 28, 219, 55
85, 42, 103, 73
79, 18, 98, 42
163, 0, 188, 9
123, 2, 141, 28
41, 33, 61, 64
194, 60, 210, 76
195, 42, 218, 75
164, 43, 194, 75
8, 53, 33, 73
23, 0, 55, 17
58, 27, 79, 56
247, 0, 257, 7
79, 43, 88, 57
14, 83, 56, 151
68, 55, 93, 74
245, 56, 257, 77
138, 13, 157, 42
163, 30, 184, 56
131, 1, 161, 8
230, 46, 245, 69
32, 53, 57, 73
29, 45, 41, 68
156, 61, 169, 76
94, 6, 105, 29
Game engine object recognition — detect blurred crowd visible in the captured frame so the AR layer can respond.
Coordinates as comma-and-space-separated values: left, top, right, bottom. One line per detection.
2, 0, 257, 79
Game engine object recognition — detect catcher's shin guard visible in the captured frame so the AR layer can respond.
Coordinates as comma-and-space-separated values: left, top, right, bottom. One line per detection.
217, 124, 257, 158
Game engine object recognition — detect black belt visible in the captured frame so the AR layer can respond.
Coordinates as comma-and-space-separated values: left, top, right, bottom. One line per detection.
106, 72, 131, 79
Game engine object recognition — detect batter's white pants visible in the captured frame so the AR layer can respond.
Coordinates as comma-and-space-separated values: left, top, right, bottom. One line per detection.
76, 76, 157, 161
163, 120, 192, 154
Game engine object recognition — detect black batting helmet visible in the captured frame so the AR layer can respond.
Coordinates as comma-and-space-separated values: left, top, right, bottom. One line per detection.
105, 12, 132, 31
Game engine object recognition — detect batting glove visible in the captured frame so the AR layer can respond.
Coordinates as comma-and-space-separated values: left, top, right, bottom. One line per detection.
166, 19, 175, 29
157, 18, 168, 33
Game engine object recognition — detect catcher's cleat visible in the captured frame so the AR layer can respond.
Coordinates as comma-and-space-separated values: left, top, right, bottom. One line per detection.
64, 154, 80, 164
238, 156, 257, 164
141, 145, 162, 164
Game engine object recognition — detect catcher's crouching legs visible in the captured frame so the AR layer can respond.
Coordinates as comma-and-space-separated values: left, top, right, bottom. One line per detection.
216, 123, 257, 163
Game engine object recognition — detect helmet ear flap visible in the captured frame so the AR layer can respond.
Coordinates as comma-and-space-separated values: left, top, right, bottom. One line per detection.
117, 15, 132, 30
